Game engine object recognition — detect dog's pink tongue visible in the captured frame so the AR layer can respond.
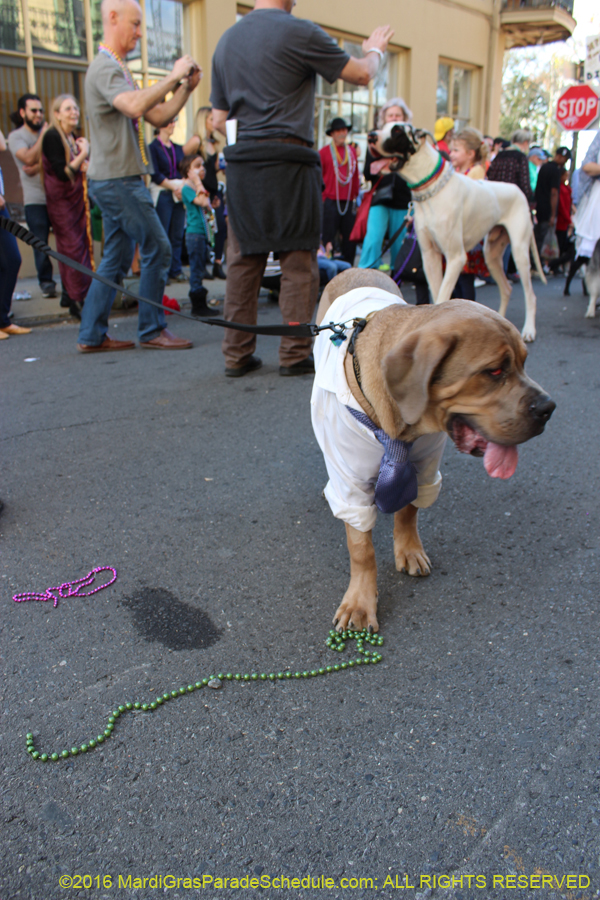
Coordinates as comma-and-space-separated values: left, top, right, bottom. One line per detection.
369, 158, 390, 174
484, 443, 518, 479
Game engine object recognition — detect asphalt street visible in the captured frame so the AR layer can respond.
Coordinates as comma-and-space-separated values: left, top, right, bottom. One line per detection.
1, 275, 599, 900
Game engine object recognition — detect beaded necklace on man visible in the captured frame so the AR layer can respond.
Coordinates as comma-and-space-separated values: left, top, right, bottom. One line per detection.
330, 140, 356, 216
98, 43, 149, 167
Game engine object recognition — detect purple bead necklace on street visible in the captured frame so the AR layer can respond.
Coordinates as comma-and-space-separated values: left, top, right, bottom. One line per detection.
12, 565, 117, 607
15, 567, 383, 764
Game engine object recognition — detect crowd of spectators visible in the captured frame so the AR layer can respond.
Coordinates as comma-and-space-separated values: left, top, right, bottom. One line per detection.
2, 0, 599, 356
3, 86, 222, 340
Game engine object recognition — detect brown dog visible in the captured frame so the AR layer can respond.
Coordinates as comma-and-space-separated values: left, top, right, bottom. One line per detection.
312, 269, 555, 632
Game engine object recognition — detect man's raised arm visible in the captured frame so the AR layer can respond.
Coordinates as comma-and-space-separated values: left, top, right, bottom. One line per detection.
340, 25, 394, 86
112, 55, 200, 122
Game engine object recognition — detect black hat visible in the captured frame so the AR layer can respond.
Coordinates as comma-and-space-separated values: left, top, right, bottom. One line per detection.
555, 146, 572, 160
326, 117, 352, 136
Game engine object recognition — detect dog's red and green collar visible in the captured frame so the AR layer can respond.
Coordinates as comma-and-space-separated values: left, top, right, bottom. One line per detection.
406, 153, 445, 191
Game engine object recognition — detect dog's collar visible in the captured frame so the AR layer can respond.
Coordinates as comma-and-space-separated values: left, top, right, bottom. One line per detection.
406, 153, 444, 190
348, 318, 367, 357
409, 156, 454, 203
347, 318, 368, 391
346, 318, 380, 423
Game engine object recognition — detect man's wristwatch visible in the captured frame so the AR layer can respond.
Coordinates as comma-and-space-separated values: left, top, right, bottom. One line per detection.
368, 48, 385, 63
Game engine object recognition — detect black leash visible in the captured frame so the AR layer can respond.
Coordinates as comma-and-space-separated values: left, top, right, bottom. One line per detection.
1, 216, 327, 339
365, 221, 408, 271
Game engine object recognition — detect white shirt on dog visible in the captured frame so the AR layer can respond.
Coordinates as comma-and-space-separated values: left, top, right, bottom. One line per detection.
311, 287, 447, 533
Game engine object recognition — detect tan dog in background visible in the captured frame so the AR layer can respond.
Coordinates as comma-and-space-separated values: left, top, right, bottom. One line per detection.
313, 269, 555, 632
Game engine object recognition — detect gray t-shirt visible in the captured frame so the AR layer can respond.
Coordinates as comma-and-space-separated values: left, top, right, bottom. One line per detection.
7, 125, 47, 206
85, 52, 151, 181
210, 9, 350, 145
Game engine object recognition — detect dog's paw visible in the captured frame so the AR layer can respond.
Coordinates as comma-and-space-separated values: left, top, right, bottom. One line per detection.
333, 593, 379, 633
521, 327, 536, 343
584, 306, 596, 319
394, 545, 431, 577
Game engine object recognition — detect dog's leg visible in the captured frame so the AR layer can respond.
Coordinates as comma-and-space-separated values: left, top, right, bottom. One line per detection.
419, 234, 443, 300
584, 284, 598, 318
333, 524, 379, 633
435, 252, 467, 304
483, 228, 512, 317
511, 238, 537, 342
393, 504, 431, 576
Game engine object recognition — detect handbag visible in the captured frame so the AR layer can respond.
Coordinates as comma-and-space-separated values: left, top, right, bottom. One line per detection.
372, 180, 395, 204
349, 177, 383, 242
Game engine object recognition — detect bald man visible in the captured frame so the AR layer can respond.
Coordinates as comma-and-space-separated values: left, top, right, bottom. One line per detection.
77, 0, 201, 352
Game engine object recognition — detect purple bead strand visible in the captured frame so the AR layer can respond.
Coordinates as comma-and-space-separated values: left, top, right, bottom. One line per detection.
12, 566, 117, 607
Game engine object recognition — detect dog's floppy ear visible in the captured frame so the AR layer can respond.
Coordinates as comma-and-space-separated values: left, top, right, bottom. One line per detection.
382, 331, 457, 425
414, 128, 434, 146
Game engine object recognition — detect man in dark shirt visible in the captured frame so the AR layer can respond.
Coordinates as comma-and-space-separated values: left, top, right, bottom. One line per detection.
534, 146, 571, 253
210, 0, 393, 377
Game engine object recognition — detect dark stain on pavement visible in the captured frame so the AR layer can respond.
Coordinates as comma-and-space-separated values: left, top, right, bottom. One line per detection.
121, 588, 221, 651
40, 801, 72, 828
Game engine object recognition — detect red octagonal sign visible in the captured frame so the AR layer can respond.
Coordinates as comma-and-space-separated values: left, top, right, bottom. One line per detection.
556, 85, 600, 130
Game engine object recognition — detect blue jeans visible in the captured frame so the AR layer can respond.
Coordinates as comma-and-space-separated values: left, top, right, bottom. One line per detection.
185, 231, 207, 293
0, 207, 22, 327
24, 204, 54, 287
317, 256, 351, 284
155, 190, 186, 277
358, 205, 408, 270
78, 177, 171, 345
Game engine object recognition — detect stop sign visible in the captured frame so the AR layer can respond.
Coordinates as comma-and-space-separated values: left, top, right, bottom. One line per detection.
556, 85, 600, 130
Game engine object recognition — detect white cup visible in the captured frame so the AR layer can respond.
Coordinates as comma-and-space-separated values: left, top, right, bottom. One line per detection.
225, 119, 238, 145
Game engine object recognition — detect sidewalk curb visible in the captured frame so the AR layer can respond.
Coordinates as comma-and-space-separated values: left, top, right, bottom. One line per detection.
12, 308, 140, 329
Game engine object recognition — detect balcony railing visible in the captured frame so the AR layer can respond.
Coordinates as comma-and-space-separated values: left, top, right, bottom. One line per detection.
0, 3, 25, 53
28, 3, 86, 58
145, 0, 182, 69
501, 0, 574, 13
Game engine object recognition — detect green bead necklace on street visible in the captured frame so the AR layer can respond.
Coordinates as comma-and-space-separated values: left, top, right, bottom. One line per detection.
24, 629, 383, 763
